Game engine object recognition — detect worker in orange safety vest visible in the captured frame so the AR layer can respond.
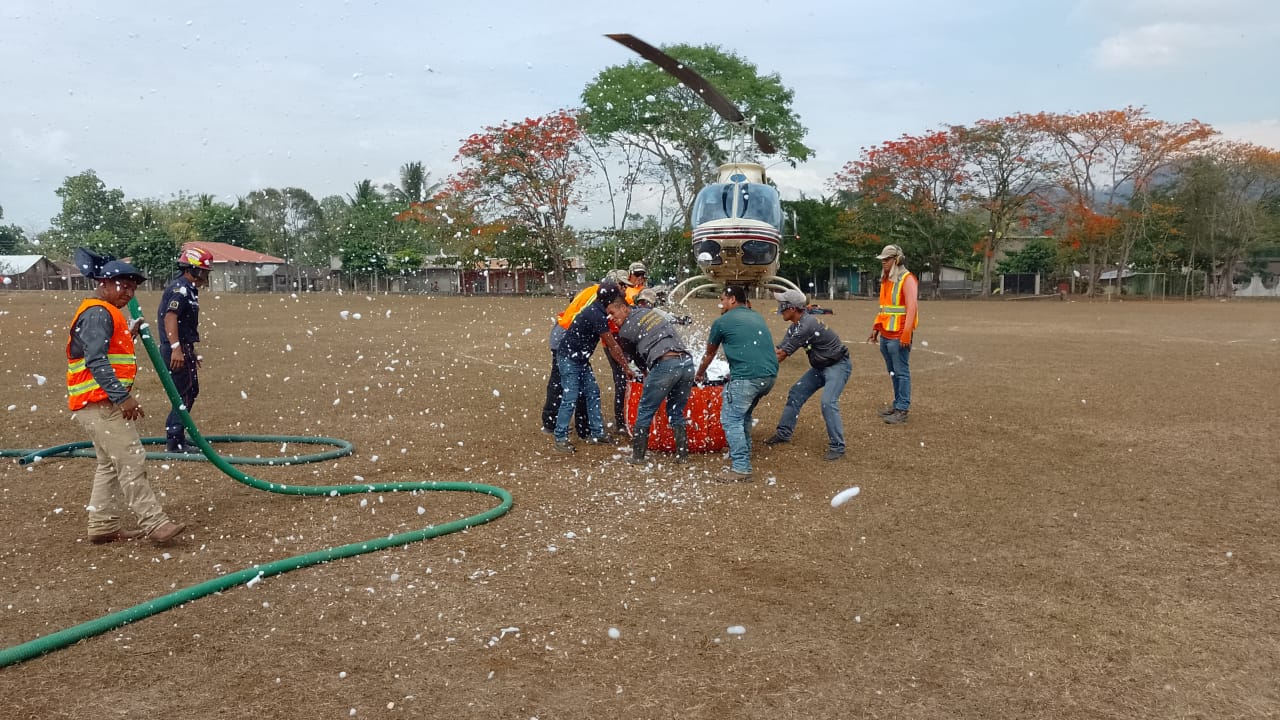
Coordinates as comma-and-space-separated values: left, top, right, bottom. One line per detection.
866, 244, 919, 425
67, 252, 186, 545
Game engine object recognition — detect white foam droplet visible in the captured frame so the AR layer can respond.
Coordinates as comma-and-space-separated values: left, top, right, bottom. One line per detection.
831, 486, 861, 508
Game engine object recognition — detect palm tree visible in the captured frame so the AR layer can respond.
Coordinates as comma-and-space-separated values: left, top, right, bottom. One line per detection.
383, 161, 442, 205
348, 179, 381, 207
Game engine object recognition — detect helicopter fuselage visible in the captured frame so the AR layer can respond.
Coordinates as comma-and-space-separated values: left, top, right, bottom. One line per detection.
690, 164, 783, 289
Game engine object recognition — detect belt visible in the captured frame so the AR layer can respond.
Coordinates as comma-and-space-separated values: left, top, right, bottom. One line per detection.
655, 351, 688, 364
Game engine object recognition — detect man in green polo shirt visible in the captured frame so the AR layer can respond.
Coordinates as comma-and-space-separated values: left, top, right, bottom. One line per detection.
695, 285, 778, 483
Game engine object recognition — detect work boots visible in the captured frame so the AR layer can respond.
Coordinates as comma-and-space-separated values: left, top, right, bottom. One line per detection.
628, 431, 649, 466
673, 426, 689, 464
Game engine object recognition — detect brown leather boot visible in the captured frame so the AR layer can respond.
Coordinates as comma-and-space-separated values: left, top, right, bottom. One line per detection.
148, 521, 186, 543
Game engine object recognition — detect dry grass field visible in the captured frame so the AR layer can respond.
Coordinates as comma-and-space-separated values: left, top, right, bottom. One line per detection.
1, 289, 1277, 719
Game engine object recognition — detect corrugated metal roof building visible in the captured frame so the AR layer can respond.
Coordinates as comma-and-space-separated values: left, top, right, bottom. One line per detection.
0, 255, 64, 290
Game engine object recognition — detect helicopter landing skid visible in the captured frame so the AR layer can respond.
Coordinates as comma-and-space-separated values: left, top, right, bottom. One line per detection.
668, 275, 804, 306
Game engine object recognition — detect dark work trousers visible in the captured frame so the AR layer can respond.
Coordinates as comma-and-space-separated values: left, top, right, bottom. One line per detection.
161, 344, 200, 445
605, 351, 627, 432
542, 351, 589, 438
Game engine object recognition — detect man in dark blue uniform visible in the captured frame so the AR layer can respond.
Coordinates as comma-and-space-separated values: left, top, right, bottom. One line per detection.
156, 244, 213, 453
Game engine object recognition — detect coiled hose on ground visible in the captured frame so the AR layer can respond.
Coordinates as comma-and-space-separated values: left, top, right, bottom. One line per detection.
0, 297, 513, 667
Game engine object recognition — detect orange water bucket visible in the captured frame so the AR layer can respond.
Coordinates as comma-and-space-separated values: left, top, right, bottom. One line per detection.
624, 379, 727, 453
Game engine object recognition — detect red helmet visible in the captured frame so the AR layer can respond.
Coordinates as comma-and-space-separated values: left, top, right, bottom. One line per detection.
177, 244, 214, 271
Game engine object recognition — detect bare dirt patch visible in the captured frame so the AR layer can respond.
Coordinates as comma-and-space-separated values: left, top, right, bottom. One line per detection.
2, 290, 1278, 719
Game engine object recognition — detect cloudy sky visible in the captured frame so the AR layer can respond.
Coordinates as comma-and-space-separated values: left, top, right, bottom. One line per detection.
2, 0, 1277, 233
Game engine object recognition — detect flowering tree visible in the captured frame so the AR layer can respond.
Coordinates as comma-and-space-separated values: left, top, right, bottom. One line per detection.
443, 109, 589, 289
954, 115, 1058, 295
830, 129, 974, 297
1033, 107, 1216, 294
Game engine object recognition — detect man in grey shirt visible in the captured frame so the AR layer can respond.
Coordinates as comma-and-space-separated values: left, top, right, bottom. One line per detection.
764, 289, 852, 461
67, 256, 186, 544
607, 295, 695, 465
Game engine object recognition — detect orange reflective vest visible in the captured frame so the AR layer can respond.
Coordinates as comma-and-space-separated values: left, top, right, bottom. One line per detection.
67, 299, 136, 410
557, 282, 628, 333
874, 271, 918, 338
624, 283, 644, 305
557, 284, 600, 330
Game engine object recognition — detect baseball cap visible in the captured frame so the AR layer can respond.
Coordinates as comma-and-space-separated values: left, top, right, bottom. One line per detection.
628, 261, 647, 275
636, 288, 658, 305
772, 288, 807, 312
97, 259, 147, 283
876, 244, 904, 260
596, 280, 622, 305
605, 269, 633, 287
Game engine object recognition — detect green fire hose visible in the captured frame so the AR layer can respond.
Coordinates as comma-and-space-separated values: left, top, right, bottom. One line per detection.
0, 297, 513, 668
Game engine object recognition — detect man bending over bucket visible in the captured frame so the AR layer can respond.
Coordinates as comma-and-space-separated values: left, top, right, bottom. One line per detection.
607, 294, 695, 465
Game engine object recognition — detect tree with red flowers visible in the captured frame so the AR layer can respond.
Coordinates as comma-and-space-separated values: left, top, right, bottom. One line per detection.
1032, 107, 1216, 294
441, 109, 589, 289
953, 114, 1058, 295
830, 129, 974, 298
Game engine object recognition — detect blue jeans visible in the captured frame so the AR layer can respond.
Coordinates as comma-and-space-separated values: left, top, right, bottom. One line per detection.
774, 357, 850, 452
879, 337, 912, 411
721, 376, 775, 474
554, 356, 604, 442
634, 356, 695, 436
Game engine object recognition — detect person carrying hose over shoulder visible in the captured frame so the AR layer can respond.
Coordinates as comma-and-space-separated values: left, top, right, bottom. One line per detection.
157, 244, 212, 453
67, 250, 185, 545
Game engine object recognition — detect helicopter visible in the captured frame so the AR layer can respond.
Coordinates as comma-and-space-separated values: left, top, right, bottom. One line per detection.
606, 34, 803, 305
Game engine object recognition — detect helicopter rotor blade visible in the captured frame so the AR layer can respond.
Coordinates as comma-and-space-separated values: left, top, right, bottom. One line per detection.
606, 33, 778, 155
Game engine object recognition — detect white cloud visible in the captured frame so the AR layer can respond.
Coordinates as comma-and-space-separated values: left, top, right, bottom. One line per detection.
1092, 22, 1228, 69
1081, 0, 1280, 69
1215, 119, 1280, 150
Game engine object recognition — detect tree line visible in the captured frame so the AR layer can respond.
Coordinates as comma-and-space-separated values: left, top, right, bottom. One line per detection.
4, 42, 1277, 296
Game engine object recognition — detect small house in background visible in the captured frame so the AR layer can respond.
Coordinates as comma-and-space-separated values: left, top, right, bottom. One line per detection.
920, 265, 978, 296
412, 252, 463, 293
194, 242, 287, 292
462, 258, 541, 294
0, 255, 63, 290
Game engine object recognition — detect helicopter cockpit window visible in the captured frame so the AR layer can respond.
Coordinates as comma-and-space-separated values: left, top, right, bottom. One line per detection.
692, 182, 783, 230
693, 185, 734, 225
738, 184, 782, 229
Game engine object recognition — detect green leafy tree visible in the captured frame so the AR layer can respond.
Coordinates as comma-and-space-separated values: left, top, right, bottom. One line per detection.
996, 238, 1057, 275
581, 43, 811, 228
0, 204, 30, 254
348, 180, 382, 207
193, 197, 253, 247
126, 222, 179, 282
46, 170, 136, 259
779, 197, 850, 293
242, 187, 325, 288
